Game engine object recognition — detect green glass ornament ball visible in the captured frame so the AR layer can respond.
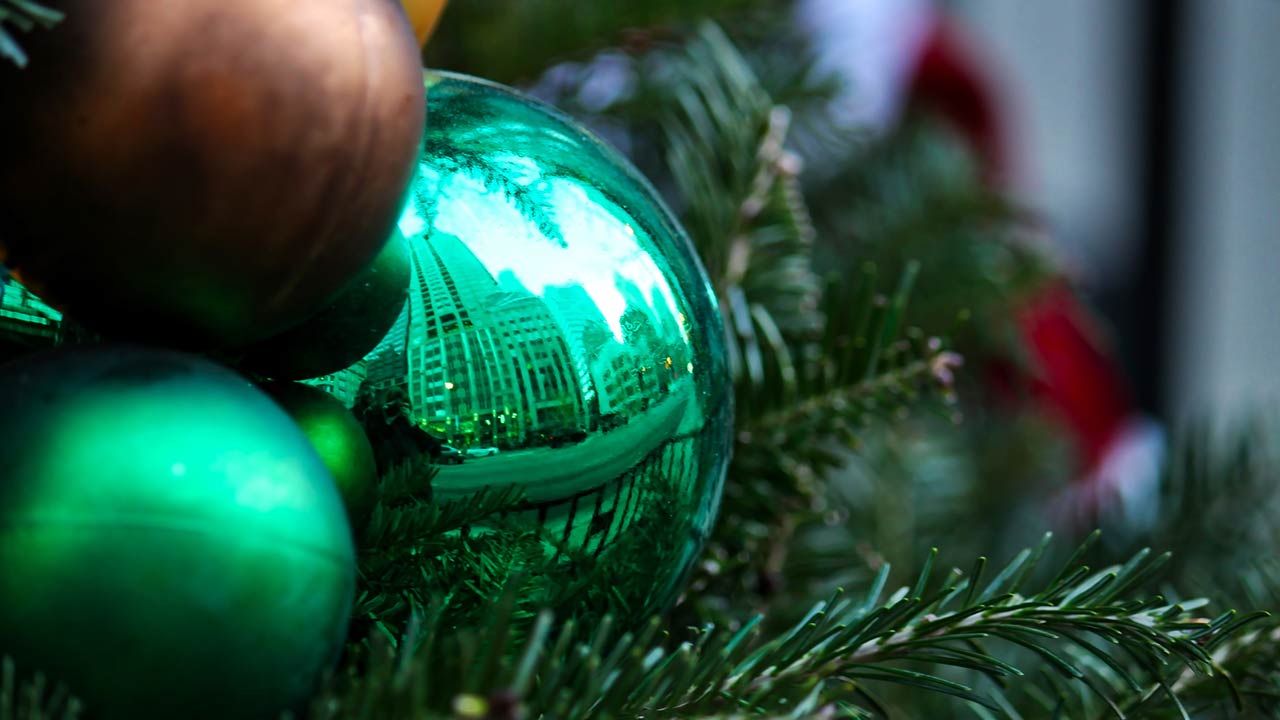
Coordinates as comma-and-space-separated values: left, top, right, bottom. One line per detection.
0, 347, 356, 720
235, 229, 413, 380
259, 380, 380, 530
311, 72, 733, 621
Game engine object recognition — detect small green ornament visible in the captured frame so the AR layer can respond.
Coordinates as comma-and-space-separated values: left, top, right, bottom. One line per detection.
0, 346, 355, 720
235, 230, 413, 380
310, 72, 733, 626
260, 380, 379, 530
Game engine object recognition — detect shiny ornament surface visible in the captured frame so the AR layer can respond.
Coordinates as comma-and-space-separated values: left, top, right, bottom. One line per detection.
313, 72, 733, 619
260, 380, 380, 530
237, 230, 413, 380
0, 273, 63, 363
0, 347, 356, 719
0, 0, 425, 348
400, 0, 448, 47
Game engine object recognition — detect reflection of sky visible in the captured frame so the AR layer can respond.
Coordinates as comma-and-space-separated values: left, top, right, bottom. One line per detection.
398, 158, 688, 345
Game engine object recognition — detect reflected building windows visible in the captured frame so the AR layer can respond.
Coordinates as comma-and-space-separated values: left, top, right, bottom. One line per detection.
0, 278, 64, 359
339, 230, 591, 450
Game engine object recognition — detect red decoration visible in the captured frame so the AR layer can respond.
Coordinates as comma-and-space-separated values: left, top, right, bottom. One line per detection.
904, 16, 1009, 185
1016, 282, 1134, 470
900, 6, 1155, 507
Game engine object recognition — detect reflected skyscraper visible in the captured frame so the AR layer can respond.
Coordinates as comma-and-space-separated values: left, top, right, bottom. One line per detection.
543, 283, 611, 408
363, 303, 410, 391
355, 231, 589, 447
592, 340, 654, 417
0, 277, 62, 359
614, 273, 659, 335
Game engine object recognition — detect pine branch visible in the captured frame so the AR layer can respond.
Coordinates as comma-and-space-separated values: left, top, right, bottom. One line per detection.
664, 23, 821, 338
351, 457, 537, 643
1128, 416, 1280, 603
0, 658, 81, 720
807, 119, 1049, 357
1075, 418, 1280, 718
350, 435, 716, 646
645, 23, 966, 622
0, 0, 60, 67
313, 537, 1259, 719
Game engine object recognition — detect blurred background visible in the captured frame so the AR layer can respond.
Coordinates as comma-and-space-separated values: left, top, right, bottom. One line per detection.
798, 0, 1280, 425
930, 0, 1280, 423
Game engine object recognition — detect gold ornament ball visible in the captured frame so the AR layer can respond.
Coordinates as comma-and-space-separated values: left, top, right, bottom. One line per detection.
0, 0, 426, 349
401, 0, 448, 47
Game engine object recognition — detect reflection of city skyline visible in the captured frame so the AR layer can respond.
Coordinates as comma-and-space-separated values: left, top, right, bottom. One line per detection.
0, 276, 65, 358
320, 228, 695, 450
399, 167, 690, 348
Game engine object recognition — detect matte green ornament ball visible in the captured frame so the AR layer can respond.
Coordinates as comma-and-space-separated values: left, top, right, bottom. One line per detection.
0, 347, 356, 720
235, 229, 413, 380
307, 72, 733, 624
259, 380, 380, 530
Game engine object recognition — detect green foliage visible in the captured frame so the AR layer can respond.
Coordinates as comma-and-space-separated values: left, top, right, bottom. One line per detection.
647, 23, 962, 624
0, 0, 59, 67
1122, 416, 1280, 603
313, 536, 1261, 719
0, 658, 81, 720
425, 0, 788, 85
808, 117, 1049, 363
1086, 418, 1280, 718
349, 424, 714, 648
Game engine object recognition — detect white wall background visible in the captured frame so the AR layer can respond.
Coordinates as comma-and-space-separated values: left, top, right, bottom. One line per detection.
1166, 0, 1280, 421
955, 0, 1146, 288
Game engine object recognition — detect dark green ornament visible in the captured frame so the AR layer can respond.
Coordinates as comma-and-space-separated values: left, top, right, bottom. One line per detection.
308, 72, 734, 625
0, 346, 355, 720
235, 229, 412, 380
260, 380, 379, 530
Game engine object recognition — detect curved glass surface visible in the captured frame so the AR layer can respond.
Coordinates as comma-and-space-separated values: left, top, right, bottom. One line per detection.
316, 72, 733, 614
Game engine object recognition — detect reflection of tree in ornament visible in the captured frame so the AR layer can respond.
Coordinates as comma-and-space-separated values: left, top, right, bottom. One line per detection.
582, 320, 616, 362
620, 306, 659, 350
426, 150, 566, 248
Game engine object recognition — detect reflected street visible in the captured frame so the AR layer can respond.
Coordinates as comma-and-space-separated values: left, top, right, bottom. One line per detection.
433, 387, 693, 503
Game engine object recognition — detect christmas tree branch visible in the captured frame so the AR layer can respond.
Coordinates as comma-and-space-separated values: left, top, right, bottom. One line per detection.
313, 536, 1260, 719
0, 658, 80, 720
641, 23, 968, 620
665, 23, 822, 340
1086, 419, 1280, 718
